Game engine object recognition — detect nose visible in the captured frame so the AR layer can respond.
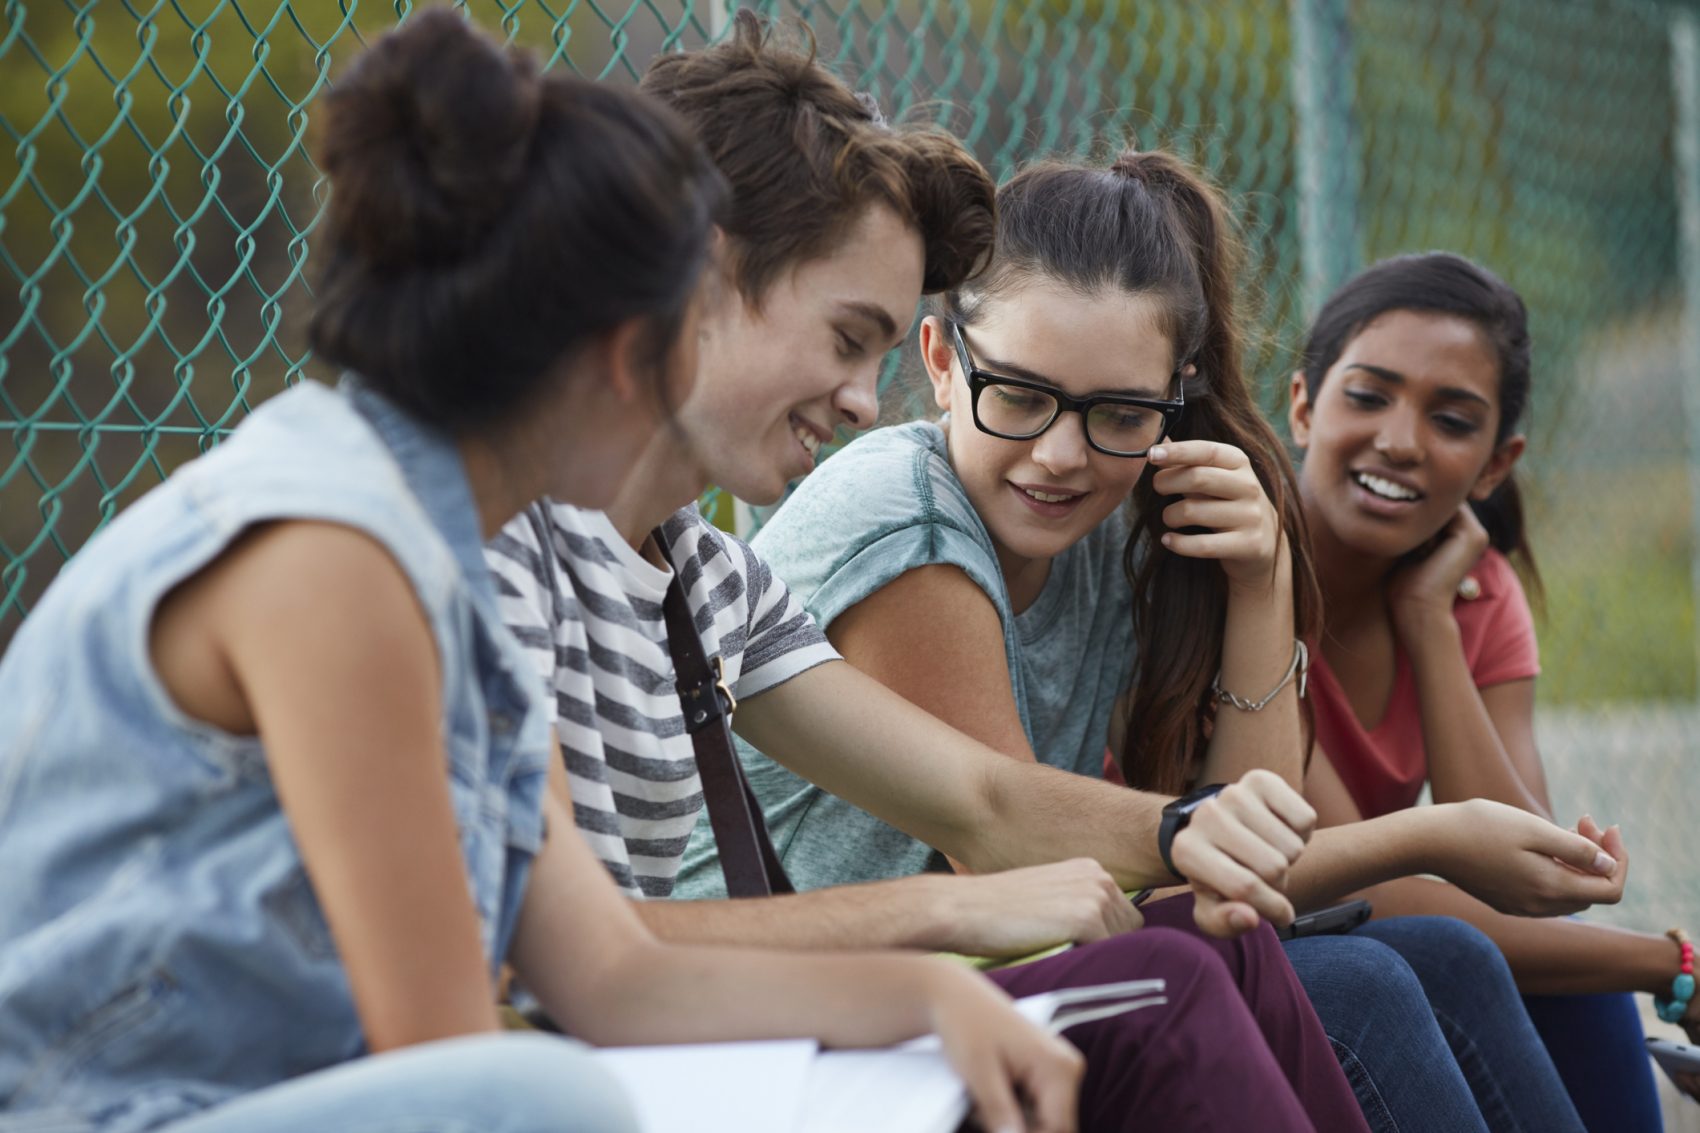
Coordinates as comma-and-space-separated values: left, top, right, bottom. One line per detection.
1374, 406, 1423, 465
1030, 409, 1091, 476
832, 364, 881, 433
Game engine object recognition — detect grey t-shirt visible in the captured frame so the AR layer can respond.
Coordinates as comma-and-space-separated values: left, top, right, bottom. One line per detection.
675, 420, 1136, 896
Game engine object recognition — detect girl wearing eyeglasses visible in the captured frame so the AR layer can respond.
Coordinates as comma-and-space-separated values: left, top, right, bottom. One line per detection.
691, 152, 1619, 1132
1288, 252, 1687, 1128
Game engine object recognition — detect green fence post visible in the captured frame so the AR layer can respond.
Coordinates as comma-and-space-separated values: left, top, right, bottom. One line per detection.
1672, 6, 1700, 705
1289, 0, 1361, 319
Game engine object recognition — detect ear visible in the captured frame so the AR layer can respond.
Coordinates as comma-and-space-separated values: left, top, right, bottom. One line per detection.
602, 317, 650, 409
917, 315, 957, 414
1469, 433, 1526, 501
1287, 370, 1312, 449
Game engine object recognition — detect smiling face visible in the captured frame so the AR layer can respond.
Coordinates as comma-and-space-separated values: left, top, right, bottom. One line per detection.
1289, 308, 1525, 562
678, 203, 926, 505
920, 280, 1177, 592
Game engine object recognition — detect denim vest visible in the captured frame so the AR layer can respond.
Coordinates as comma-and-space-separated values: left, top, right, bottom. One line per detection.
0, 379, 550, 1132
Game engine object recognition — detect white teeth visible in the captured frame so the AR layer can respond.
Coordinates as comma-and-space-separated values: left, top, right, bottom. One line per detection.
1023, 488, 1075, 503
794, 425, 821, 456
1355, 472, 1419, 501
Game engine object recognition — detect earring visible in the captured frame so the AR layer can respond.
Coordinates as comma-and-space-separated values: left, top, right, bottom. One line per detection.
1457, 576, 1482, 601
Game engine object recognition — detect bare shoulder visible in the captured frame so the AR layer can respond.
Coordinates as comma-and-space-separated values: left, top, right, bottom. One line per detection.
831, 563, 1001, 641
151, 520, 435, 734
828, 564, 1030, 759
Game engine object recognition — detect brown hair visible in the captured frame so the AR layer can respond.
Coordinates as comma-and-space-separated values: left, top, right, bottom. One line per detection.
640, 10, 995, 303
941, 151, 1322, 794
308, 8, 726, 433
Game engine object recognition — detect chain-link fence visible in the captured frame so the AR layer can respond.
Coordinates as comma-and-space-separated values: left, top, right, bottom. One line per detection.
3, 0, 1696, 1017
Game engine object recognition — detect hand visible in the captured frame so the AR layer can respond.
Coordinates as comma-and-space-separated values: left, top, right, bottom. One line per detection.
1388, 503, 1489, 636
1169, 769, 1316, 937
1429, 800, 1625, 916
938, 860, 1144, 958
923, 961, 1085, 1133
1149, 440, 1284, 592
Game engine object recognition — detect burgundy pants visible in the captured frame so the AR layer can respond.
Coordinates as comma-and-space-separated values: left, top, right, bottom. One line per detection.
987, 894, 1368, 1133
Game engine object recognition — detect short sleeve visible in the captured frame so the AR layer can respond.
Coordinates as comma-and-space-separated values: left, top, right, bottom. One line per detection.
1458, 549, 1540, 688
484, 503, 569, 691
701, 522, 840, 699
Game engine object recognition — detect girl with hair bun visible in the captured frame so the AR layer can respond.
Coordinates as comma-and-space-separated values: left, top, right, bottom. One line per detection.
714, 149, 1623, 1131
0, 12, 1086, 1132
1290, 251, 1689, 1126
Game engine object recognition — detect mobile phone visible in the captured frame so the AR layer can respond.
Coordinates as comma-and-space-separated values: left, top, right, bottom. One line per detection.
1275, 899, 1372, 942
1647, 1037, 1700, 1083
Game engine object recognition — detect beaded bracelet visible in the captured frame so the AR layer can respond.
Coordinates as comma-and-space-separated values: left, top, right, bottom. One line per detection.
1656, 927, 1695, 1024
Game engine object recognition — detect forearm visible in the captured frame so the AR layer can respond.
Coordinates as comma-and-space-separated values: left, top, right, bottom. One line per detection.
739, 662, 1173, 886
979, 759, 1172, 886
1403, 616, 1549, 817
1200, 560, 1302, 790
570, 937, 955, 1049
1284, 808, 1439, 911
636, 875, 959, 952
1366, 875, 1678, 996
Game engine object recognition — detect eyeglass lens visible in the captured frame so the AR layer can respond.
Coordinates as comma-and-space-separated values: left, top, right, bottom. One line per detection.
977, 382, 1168, 455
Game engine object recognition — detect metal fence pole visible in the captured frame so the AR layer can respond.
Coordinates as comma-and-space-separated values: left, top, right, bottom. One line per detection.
1673, 7, 1700, 702
1290, 0, 1362, 318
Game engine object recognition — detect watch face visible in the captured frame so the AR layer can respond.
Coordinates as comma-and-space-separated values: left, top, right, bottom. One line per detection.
1167, 783, 1225, 816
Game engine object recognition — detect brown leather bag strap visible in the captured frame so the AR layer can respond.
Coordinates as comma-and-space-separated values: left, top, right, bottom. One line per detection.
655, 530, 793, 898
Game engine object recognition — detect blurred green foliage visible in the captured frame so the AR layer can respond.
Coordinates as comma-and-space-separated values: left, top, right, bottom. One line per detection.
2, 0, 1695, 714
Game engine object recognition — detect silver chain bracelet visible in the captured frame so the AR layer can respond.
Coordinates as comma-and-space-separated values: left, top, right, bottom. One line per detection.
1211, 639, 1309, 712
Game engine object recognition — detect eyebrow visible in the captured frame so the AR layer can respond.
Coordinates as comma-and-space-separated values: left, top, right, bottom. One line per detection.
1344, 363, 1493, 408
978, 352, 1172, 400
837, 300, 902, 346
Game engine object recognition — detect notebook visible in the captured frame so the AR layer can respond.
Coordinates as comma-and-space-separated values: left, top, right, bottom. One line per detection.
591, 978, 1167, 1133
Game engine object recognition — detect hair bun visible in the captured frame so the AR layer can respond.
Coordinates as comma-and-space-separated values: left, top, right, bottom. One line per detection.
319, 8, 542, 269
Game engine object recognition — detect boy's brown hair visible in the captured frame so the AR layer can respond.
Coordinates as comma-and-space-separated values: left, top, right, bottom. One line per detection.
640, 10, 995, 303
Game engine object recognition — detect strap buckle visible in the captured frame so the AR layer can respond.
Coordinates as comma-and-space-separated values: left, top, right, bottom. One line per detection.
681, 654, 738, 733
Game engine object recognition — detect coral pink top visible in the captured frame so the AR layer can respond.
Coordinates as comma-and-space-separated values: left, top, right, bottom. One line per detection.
1310, 548, 1540, 819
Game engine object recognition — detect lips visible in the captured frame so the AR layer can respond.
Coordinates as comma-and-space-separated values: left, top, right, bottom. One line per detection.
789, 413, 833, 470
1009, 479, 1088, 518
1345, 467, 1427, 518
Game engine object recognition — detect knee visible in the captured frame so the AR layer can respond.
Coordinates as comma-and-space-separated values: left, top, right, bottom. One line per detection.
1126, 926, 1238, 994
1404, 916, 1507, 972
1292, 936, 1430, 1024
440, 1034, 641, 1133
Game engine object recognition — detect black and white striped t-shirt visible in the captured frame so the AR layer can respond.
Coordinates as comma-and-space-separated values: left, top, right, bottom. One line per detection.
485, 502, 839, 898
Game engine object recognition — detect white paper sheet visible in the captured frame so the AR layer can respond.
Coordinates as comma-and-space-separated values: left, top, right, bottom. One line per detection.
593, 1039, 818, 1133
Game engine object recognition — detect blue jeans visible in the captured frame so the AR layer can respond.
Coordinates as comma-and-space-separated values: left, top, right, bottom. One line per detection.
164, 1034, 638, 1133
1287, 916, 1585, 1133
1524, 991, 1661, 1133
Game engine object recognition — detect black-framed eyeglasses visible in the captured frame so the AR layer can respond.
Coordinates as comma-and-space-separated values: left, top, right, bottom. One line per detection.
949, 321, 1186, 458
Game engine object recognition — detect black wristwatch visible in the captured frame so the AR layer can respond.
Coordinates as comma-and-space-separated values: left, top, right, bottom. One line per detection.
1157, 783, 1226, 881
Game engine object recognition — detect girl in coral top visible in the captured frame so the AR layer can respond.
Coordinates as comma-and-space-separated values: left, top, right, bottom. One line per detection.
1289, 251, 1696, 1128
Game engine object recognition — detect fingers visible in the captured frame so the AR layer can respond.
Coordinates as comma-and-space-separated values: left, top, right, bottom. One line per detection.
1160, 496, 1268, 535
1190, 884, 1262, 938
1150, 463, 1261, 502
1222, 789, 1309, 864
1148, 440, 1250, 472
1171, 827, 1296, 928
961, 1049, 1026, 1133
1237, 768, 1319, 841
1542, 824, 1620, 878
1023, 1036, 1086, 1133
